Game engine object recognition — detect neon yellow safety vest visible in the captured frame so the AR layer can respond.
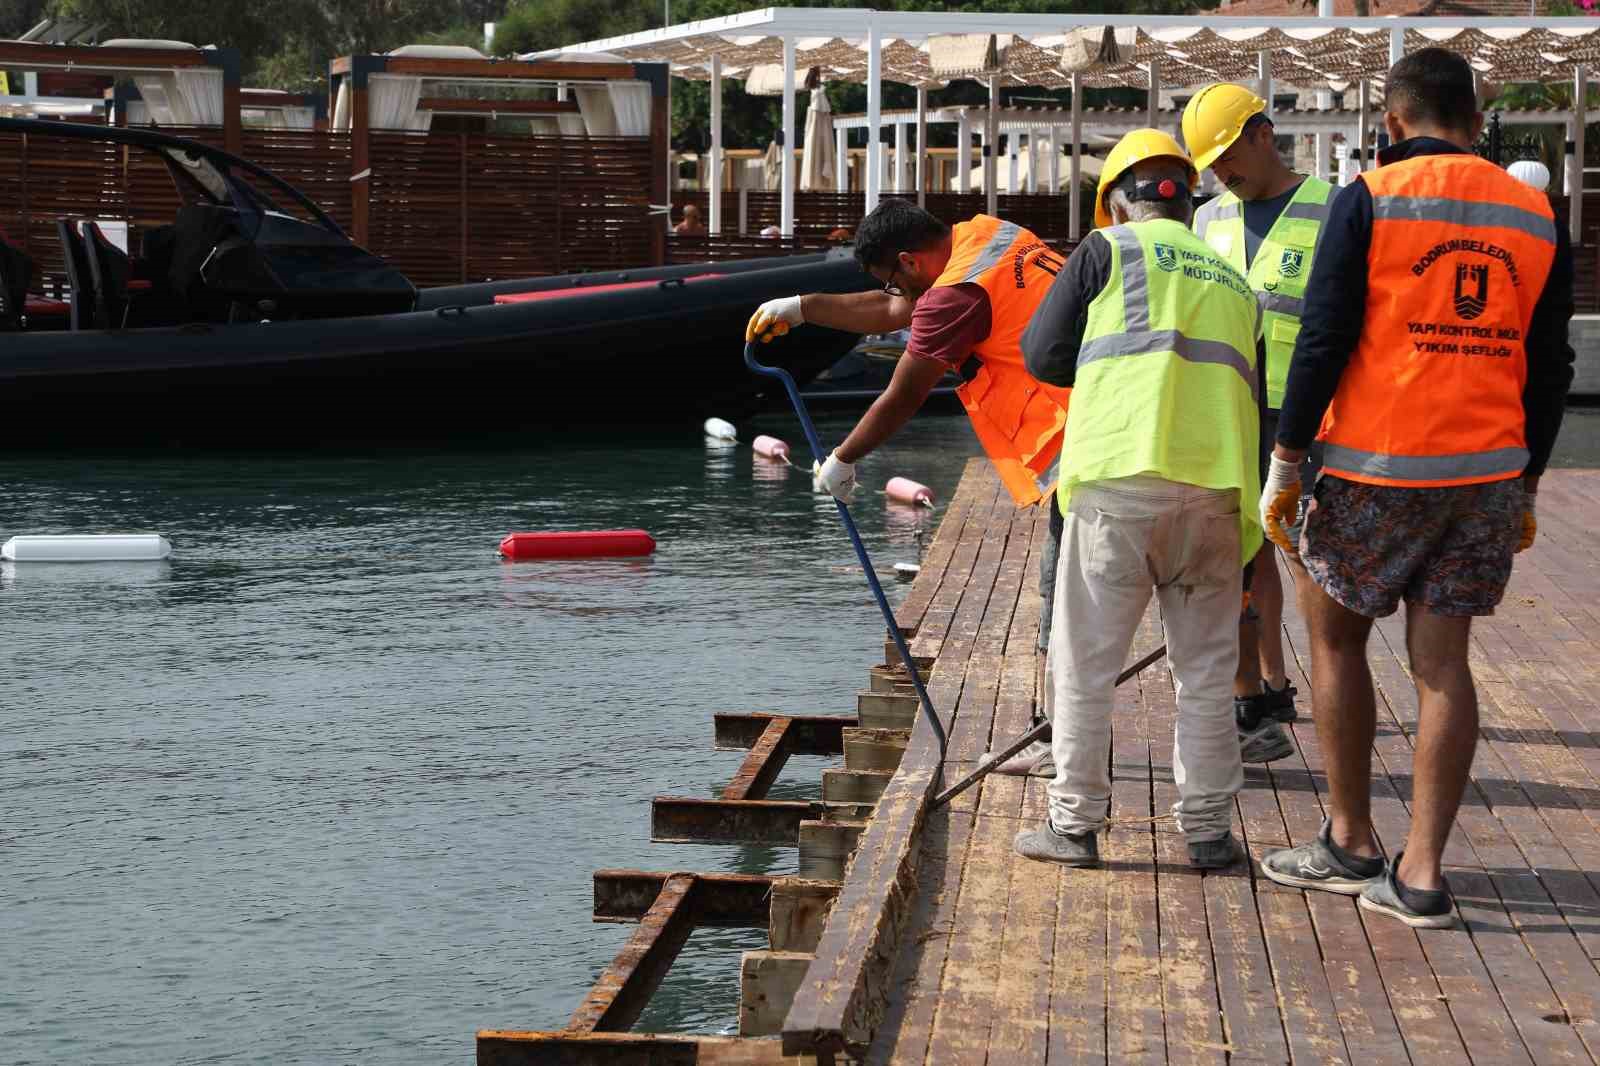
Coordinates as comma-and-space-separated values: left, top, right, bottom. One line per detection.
1192, 177, 1332, 410
1060, 218, 1264, 563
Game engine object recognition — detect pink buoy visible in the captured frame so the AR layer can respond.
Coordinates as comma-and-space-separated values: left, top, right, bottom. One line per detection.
886, 477, 935, 507
752, 434, 791, 462
498, 530, 656, 560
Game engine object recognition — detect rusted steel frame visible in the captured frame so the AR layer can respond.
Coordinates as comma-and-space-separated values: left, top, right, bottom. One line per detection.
0, 41, 210, 68
713, 713, 851, 754
593, 870, 774, 928
416, 97, 580, 114
567, 873, 699, 1034
476, 1031, 783, 1065
722, 716, 794, 801
651, 797, 814, 845
385, 57, 637, 81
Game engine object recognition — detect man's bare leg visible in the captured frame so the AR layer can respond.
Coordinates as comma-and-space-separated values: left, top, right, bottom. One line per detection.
1253, 550, 1288, 689
1304, 582, 1381, 859
1396, 603, 1478, 890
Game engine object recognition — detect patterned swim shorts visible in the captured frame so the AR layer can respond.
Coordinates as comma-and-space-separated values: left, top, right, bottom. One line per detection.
1300, 474, 1524, 619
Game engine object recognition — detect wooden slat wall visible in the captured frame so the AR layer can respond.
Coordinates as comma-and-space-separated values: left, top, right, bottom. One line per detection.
369, 131, 655, 286
0, 125, 655, 293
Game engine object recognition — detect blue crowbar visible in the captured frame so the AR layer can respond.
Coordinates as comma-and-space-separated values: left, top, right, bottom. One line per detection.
743, 341, 951, 777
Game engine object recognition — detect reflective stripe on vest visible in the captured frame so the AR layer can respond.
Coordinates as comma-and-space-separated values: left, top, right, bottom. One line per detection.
961, 220, 1023, 282
1062, 218, 1263, 562
1192, 178, 1331, 409
1091, 223, 1259, 403
1316, 154, 1556, 488
930, 215, 1071, 507
1321, 443, 1530, 484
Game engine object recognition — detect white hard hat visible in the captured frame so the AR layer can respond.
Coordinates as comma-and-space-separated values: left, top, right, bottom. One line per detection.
1507, 159, 1551, 192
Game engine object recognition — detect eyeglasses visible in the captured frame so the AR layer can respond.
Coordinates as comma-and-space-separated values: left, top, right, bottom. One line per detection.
880, 265, 906, 298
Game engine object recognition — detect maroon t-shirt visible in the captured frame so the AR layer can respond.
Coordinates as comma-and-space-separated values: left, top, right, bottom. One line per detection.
904, 282, 992, 368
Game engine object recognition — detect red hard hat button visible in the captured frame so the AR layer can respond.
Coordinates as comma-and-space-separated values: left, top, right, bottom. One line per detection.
1158, 179, 1177, 198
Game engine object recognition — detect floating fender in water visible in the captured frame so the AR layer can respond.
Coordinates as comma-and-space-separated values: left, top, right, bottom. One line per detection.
703, 417, 737, 441
885, 477, 935, 507
498, 530, 656, 560
2, 534, 172, 562
752, 434, 790, 462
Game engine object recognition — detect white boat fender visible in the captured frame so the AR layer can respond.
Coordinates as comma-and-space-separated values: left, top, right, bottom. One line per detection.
703, 417, 737, 441
752, 434, 791, 463
886, 477, 935, 507
2, 534, 172, 562
894, 562, 921, 582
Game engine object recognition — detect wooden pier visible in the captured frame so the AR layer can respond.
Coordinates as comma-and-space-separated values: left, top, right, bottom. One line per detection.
480, 459, 1600, 1065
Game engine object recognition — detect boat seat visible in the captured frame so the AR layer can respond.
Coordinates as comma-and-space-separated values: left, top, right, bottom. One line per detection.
0, 238, 32, 331
82, 221, 133, 329
56, 220, 96, 331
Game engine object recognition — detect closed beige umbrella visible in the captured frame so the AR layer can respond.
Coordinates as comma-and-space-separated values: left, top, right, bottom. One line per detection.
800, 87, 835, 192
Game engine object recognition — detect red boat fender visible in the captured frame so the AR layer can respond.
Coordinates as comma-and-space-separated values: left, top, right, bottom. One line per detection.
752, 434, 790, 462
498, 530, 656, 560
886, 477, 935, 507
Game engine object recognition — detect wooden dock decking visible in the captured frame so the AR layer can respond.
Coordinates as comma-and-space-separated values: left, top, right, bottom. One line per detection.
481, 458, 1600, 1066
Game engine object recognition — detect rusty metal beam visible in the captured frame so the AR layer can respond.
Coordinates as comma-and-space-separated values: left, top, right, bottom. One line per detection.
651, 797, 814, 845
722, 716, 794, 801
593, 870, 773, 928
713, 713, 852, 754
476, 1032, 788, 1066
417, 97, 580, 114
568, 873, 698, 1034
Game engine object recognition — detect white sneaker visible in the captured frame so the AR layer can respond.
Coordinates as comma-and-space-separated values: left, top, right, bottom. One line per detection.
989, 739, 1055, 777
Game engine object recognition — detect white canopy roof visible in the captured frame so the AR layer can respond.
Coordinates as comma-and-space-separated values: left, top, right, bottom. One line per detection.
531, 9, 1600, 89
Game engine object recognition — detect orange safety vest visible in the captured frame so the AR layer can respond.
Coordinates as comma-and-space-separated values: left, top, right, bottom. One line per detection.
931, 215, 1072, 506
1317, 153, 1557, 488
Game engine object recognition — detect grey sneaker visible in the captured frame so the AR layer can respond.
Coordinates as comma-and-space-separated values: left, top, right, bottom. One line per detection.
1240, 719, 1295, 763
1358, 852, 1456, 928
991, 739, 1054, 778
1188, 833, 1243, 869
1014, 822, 1099, 867
1261, 817, 1385, 895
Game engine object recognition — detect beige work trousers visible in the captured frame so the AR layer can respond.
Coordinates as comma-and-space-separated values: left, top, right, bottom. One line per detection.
1045, 475, 1245, 842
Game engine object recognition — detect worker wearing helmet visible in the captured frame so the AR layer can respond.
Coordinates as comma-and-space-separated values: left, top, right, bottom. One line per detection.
1184, 83, 1336, 759
746, 200, 1073, 744
1013, 129, 1264, 870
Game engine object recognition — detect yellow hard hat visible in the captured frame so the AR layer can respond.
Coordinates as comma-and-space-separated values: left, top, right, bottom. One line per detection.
1181, 82, 1267, 172
1094, 128, 1199, 229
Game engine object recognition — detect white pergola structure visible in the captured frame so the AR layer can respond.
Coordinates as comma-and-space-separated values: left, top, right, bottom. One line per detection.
534, 9, 1600, 243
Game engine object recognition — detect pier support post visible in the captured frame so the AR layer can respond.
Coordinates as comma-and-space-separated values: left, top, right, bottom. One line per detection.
739, 952, 815, 1037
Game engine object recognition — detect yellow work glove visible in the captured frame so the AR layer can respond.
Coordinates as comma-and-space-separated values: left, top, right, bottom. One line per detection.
1517, 493, 1536, 553
1258, 454, 1302, 555
745, 295, 804, 343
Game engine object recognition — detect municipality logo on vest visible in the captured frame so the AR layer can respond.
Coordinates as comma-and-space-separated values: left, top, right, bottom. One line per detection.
1454, 262, 1489, 320
1153, 243, 1178, 272
1279, 248, 1304, 279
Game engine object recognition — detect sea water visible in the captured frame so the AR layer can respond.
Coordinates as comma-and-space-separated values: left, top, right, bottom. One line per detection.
0, 412, 981, 1065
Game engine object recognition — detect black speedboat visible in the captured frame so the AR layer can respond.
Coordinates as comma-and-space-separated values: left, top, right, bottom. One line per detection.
0, 118, 872, 445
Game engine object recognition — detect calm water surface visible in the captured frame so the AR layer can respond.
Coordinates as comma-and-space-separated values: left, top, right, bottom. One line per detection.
7, 407, 1600, 1065
1, 412, 982, 1065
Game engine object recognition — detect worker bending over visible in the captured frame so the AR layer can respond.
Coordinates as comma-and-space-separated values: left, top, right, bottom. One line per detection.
747, 202, 1071, 768
1259, 48, 1573, 926
1015, 130, 1263, 870
1185, 84, 1336, 758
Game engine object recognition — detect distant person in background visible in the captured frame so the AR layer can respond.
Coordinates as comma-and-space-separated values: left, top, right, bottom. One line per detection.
827, 227, 854, 243
760, 225, 783, 238
673, 204, 707, 236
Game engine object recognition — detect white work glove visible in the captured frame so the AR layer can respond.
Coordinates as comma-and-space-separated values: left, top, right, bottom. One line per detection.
1259, 454, 1303, 555
812, 450, 857, 503
746, 295, 804, 343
